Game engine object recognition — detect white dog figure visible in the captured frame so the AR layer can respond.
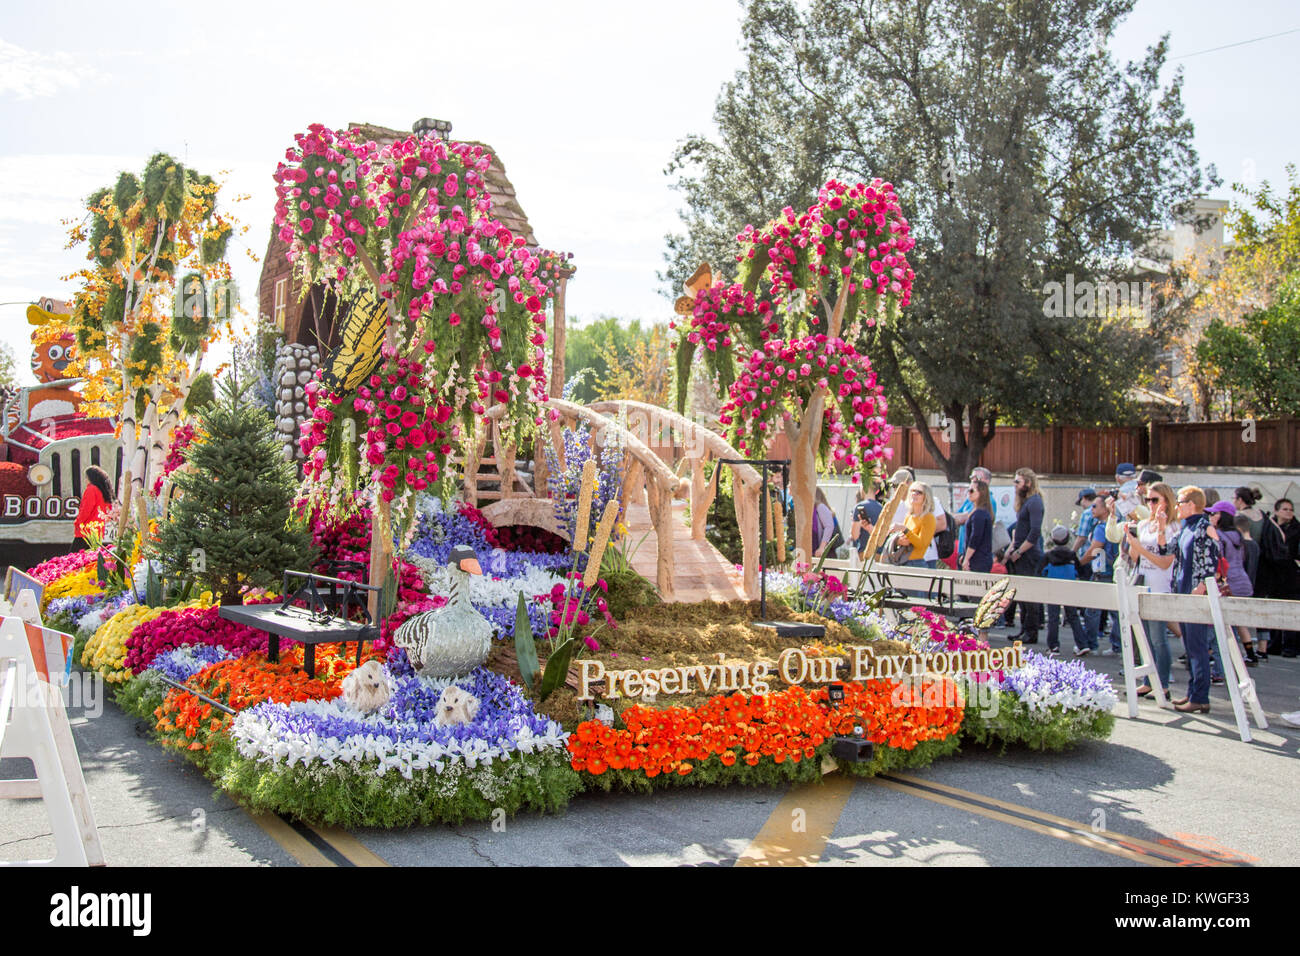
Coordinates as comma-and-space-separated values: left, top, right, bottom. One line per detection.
341, 660, 390, 714
434, 685, 480, 727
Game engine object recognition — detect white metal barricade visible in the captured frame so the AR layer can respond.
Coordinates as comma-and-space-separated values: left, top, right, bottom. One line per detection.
0, 593, 104, 866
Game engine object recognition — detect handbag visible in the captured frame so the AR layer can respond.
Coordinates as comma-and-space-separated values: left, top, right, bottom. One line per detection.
885, 530, 913, 565
1215, 555, 1233, 595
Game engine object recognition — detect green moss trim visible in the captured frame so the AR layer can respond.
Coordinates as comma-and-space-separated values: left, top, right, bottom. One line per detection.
960, 691, 1116, 753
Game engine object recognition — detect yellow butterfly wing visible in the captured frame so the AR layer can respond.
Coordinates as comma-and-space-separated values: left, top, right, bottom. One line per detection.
320, 288, 389, 395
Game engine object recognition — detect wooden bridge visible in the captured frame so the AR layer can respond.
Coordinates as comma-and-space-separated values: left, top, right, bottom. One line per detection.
462, 399, 765, 602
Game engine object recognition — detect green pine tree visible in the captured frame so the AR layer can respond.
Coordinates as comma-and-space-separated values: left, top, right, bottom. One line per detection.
157, 378, 314, 604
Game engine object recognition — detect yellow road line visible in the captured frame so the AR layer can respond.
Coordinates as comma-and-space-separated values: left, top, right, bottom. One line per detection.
885, 773, 1234, 867
870, 776, 1172, 865
309, 825, 390, 867
735, 775, 857, 867
248, 812, 336, 867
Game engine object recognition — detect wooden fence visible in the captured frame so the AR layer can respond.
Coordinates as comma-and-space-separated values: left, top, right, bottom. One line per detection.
885, 425, 1149, 476
759, 417, 1300, 475
1151, 417, 1300, 469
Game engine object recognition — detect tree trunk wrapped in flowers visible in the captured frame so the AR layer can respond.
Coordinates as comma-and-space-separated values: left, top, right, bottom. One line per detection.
64, 153, 237, 514
673, 178, 915, 557
273, 124, 551, 603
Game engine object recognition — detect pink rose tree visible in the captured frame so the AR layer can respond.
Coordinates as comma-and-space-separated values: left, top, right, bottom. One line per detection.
272, 124, 551, 600
673, 178, 915, 558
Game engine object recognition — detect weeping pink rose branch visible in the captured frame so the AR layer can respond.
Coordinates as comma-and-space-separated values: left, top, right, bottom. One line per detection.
272, 124, 552, 506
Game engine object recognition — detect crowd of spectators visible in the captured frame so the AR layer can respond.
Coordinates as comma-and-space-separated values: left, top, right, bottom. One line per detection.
844, 462, 1300, 718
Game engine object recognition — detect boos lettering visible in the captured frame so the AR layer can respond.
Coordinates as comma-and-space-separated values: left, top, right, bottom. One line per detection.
577, 644, 1025, 701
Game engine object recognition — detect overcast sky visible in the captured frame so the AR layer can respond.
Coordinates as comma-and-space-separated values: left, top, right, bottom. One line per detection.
1, 0, 1296, 385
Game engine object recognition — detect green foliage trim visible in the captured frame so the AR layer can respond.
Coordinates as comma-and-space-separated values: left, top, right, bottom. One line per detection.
960, 691, 1117, 753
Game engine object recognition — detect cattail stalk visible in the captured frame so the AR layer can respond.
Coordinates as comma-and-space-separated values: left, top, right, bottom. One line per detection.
584, 499, 620, 588
573, 458, 597, 551
774, 490, 786, 562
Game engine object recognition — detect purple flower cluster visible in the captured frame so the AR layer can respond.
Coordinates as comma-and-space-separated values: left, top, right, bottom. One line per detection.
237, 665, 560, 754
407, 501, 497, 565
476, 600, 552, 641
998, 651, 1118, 712
545, 421, 623, 553
46, 594, 104, 624
149, 644, 234, 683
818, 594, 884, 625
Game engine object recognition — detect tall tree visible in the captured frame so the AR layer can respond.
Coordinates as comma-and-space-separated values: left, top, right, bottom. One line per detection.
1196, 272, 1300, 419
1163, 166, 1300, 418
65, 153, 236, 507
665, 0, 1211, 479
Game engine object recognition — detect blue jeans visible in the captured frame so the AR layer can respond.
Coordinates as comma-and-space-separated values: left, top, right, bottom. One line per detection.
1046, 604, 1086, 652
1183, 622, 1212, 705
1083, 606, 1118, 651
1144, 619, 1172, 690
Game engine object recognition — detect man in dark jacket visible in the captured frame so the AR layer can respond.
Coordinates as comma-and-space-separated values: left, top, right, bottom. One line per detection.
1259, 498, 1300, 657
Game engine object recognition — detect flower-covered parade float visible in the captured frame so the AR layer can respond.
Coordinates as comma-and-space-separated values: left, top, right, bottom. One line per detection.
30, 128, 1117, 828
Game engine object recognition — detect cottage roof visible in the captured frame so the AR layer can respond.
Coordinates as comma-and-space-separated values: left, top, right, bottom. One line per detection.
345, 122, 537, 246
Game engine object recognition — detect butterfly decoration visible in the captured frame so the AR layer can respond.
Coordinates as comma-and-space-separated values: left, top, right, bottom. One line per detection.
673, 262, 713, 315
319, 287, 389, 395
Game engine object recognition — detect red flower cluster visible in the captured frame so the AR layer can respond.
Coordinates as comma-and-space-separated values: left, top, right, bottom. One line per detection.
152, 423, 197, 496
542, 576, 614, 644
492, 524, 566, 554
568, 680, 964, 777
668, 283, 776, 352
28, 549, 98, 586
123, 601, 277, 674
738, 178, 915, 308
720, 336, 892, 471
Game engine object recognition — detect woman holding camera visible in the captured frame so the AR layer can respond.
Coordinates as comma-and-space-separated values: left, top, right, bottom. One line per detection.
1171, 487, 1220, 713
1121, 482, 1179, 697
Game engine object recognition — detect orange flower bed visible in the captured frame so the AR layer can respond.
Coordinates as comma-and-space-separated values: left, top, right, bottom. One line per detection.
568, 679, 965, 778
153, 643, 372, 752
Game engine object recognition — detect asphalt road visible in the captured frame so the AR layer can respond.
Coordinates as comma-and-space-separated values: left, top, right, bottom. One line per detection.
3, 626, 1297, 867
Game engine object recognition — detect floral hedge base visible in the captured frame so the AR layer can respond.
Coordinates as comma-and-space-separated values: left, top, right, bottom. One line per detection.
209, 737, 580, 828
569, 680, 965, 782
960, 652, 1118, 752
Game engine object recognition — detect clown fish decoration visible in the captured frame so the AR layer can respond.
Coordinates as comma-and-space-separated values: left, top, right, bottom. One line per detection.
673, 262, 713, 315
318, 287, 389, 395
26, 299, 77, 383
7, 299, 84, 425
